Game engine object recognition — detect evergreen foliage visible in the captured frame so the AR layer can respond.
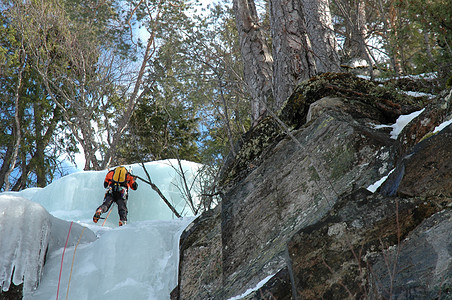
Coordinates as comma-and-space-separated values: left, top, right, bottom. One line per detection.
116, 98, 200, 164
0, 0, 450, 192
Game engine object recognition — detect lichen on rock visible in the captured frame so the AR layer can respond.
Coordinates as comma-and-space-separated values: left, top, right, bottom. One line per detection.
172, 75, 451, 300
219, 73, 429, 190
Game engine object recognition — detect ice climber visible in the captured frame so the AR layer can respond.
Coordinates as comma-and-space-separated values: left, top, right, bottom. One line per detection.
93, 165, 138, 226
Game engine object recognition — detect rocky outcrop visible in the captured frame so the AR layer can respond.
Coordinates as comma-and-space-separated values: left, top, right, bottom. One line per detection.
172, 74, 452, 299
381, 123, 452, 198
218, 73, 427, 190
219, 108, 396, 299
174, 206, 222, 299
369, 209, 452, 299
288, 124, 452, 297
395, 88, 452, 159
288, 192, 444, 299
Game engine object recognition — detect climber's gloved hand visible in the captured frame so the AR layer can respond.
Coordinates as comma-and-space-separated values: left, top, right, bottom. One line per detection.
131, 182, 138, 190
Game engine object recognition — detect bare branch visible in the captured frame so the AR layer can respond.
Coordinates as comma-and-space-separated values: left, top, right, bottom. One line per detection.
136, 162, 182, 218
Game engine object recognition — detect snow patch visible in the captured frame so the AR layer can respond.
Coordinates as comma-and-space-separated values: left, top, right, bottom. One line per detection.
367, 169, 395, 193
433, 118, 452, 133
227, 273, 277, 300
346, 58, 369, 68
390, 109, 425, 139
372, 109, 425, 140
399, 90, 435, 99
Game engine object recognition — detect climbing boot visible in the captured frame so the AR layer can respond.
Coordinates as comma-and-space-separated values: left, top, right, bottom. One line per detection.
119, 220, 127, 226
93, 208, 102, 223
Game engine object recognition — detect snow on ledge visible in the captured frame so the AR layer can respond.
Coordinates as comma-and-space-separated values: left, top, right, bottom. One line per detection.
367, 169, 395, 193
433, 119, 452, 133
227, 273, 277, 300
389, 109, 425, 139
372, 109, 425, 140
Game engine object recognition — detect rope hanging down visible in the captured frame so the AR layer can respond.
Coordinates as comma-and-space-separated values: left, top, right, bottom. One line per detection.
65, 227, 86, 300
64, 205, 109, 299
102, 204, 114, 226
56, 221, 73, 300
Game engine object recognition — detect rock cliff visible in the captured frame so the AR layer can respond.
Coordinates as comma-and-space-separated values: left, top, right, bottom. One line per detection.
171, 73, 452, 299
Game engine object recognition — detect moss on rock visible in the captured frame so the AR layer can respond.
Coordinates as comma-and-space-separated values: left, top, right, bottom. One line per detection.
219, 72, 429, 189
219, 116, 283, 188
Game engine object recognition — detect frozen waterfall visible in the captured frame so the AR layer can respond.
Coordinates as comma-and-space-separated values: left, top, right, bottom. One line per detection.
0, 160, 200, 299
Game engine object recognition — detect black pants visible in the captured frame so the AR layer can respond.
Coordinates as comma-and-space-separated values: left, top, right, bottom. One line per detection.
97, 188, 128, 222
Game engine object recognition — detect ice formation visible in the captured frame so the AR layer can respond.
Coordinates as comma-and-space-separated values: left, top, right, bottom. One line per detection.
0, 196, 51, 293
0, 160, 200, 299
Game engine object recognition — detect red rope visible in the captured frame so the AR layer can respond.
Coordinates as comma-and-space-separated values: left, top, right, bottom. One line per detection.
66, 227, 86, 300
102, 204, 114, 227
56, 221, 73, 300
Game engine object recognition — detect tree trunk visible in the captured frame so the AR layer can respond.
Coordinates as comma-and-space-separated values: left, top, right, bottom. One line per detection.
100, 32, 154, 169
338, 0, 374, 76
11, 154, 27, 192
4, 48, 25, 191
336, 0, 371, 65
423, 31, 434, 61
303, 0, 341, 73
271, 0, 317, 109
378, 0, 403, 74
0, 143, 14, 190
11, 105, 61, 191
33, 102, 46, 187
233, 0, 273, 125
